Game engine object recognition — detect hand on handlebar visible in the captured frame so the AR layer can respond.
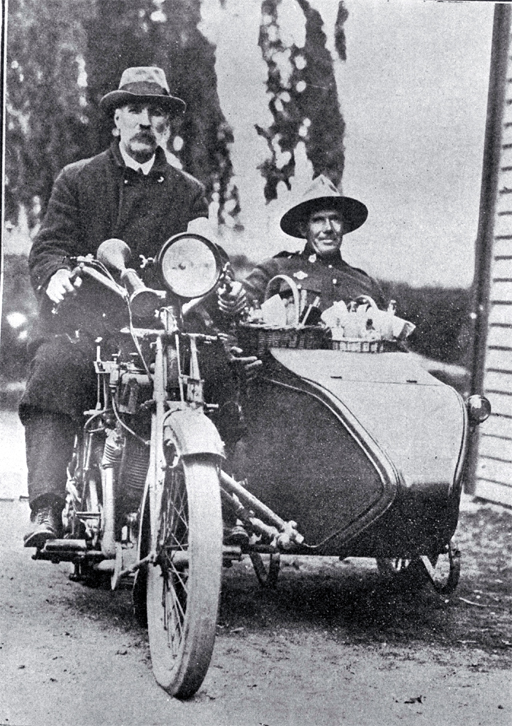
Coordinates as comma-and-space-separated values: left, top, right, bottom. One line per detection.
46, 268, 82, 305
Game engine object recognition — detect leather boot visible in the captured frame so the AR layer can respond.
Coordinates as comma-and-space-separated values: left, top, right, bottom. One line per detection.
24, 501, 63, 548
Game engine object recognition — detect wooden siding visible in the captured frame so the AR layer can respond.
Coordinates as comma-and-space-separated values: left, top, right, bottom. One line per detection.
472, 7, 512, 506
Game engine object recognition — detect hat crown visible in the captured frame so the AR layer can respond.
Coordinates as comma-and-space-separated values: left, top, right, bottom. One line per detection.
117, 66, 170, 94
279, 174, 368, 238
99, 65, 186, 115
301, 174, 341, 204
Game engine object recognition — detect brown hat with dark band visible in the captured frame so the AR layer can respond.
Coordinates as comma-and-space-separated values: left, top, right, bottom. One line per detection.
280, 175, 368, 238
100, 66, 186, 116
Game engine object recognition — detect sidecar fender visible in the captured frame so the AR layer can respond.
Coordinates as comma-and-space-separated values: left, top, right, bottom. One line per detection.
163, 405, 225, 458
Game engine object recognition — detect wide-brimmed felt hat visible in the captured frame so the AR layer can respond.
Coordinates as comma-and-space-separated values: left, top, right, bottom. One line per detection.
280, 175, 368, 238
100, 66, 186, 116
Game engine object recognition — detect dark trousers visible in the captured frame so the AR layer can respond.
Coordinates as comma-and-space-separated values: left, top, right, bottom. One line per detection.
22, 411, 76, 509
19, 336, 97, 510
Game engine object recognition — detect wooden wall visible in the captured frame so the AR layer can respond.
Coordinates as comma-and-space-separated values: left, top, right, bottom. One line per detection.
470, 4, 512, 506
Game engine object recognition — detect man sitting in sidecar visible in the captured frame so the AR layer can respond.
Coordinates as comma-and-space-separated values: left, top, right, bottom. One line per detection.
220, 174, 386, 322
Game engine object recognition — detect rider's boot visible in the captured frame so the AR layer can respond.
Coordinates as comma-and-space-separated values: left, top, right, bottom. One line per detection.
24, 496, 64, 548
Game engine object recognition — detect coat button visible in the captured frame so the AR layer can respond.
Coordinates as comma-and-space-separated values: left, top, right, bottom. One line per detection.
157, 175, 164, 183
124, 179, 129, 185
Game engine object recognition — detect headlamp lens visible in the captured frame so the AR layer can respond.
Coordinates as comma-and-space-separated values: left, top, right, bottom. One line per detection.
159, 234, 221, 299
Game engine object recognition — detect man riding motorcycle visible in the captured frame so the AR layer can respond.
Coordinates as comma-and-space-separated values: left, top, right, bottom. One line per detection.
21, 66, 245, 548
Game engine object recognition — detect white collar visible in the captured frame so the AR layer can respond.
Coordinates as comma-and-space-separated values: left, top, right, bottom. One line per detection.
119, 145, 155, 175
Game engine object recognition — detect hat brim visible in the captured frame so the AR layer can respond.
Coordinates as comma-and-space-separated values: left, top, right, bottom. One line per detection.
280, 196, 368, 238
99, 90, 186, 116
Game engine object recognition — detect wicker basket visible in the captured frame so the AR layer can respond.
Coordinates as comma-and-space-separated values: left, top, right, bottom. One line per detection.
329, 338, 398, 353
237, 323, 327, 357
238, 274, 327, 355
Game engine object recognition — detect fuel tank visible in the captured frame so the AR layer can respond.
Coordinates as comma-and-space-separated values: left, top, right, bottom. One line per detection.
239, 349, 468, 557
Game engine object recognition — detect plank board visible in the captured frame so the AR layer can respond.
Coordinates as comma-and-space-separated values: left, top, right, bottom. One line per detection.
484, 368, 512, 393
474, 478, 512, 506
478, 433, 512, 460
476, 455, 512, 485
488, 303, 512, 326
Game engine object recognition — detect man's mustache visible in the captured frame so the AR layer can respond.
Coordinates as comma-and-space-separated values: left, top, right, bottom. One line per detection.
134, 131, 156, 143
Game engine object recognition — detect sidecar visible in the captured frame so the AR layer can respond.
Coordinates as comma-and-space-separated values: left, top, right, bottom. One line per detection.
237, 345, 479, 589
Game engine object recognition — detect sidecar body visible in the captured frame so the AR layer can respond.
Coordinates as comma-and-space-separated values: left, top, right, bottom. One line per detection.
240, 349, 468, 559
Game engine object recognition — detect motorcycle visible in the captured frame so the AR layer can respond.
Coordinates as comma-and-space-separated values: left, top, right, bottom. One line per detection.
31, 233, 491, 699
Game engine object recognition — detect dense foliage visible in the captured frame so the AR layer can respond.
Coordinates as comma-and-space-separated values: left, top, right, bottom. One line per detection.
257, 0, 348, 201
380, 281, 472, 367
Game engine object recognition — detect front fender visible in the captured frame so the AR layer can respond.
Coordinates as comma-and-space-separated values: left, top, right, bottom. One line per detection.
163, 404, 225, 458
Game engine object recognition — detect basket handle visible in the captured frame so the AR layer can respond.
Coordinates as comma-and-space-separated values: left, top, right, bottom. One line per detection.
354, 295, 378, 310
264, 275, 301, 326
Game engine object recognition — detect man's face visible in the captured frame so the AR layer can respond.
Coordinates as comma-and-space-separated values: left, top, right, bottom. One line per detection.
304, 208, 344, 257
114, 101, 170, 163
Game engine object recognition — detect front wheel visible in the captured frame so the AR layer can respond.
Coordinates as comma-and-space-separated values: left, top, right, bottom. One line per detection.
146, 454, 223, 699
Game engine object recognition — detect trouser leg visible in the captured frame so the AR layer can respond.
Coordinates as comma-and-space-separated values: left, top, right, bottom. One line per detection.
19, 336, 97, 511
22, 409, 76, 510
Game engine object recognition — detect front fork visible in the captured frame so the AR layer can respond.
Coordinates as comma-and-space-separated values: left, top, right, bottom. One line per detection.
144, 325, 306, 563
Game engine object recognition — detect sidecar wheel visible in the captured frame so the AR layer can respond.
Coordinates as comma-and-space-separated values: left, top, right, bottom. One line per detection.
146, 455, 222, 699
419, 542, 461, 595
249, 552, 280, 589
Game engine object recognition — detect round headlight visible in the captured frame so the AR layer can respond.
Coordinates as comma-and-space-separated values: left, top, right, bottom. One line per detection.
158, 233, 224, 299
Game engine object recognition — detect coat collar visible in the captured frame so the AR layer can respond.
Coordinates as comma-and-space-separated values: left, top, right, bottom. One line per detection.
301, 243, 345, 266
110, 141, 169, 178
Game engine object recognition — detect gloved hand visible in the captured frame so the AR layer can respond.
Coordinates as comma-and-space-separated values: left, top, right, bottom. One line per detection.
228, 346, 262, 382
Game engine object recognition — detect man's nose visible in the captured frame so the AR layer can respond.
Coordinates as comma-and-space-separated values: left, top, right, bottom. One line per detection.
137, 108, 151, 126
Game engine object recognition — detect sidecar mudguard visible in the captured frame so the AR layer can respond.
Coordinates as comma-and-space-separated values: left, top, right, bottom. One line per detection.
241, 349, 468, 557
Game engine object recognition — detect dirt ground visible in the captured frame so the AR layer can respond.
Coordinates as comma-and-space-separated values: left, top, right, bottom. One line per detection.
0, 411, 511, 726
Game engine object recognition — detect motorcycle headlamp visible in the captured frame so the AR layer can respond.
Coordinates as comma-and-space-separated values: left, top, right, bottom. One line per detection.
158, 233, 225, 300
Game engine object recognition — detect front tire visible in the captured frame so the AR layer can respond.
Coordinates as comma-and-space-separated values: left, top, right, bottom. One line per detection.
146, 454, 223, 699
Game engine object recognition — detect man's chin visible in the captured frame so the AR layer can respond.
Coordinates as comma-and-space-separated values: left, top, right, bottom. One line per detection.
317, 242, 341, 255
127, 143, 156, 163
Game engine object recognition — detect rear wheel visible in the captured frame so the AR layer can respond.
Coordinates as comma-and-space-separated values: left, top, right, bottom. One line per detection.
146, 454, 223, 698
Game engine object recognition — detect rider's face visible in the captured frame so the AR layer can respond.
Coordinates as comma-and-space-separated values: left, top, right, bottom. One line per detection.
304, 209, 344, 257
114, 102, 170, 163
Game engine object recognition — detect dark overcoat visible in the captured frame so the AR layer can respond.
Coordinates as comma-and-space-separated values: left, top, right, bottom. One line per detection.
29, 141, 208, 339
21, 141, 208, 418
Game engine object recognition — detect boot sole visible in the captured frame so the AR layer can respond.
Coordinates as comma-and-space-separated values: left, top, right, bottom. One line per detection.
23, 530, 58, 549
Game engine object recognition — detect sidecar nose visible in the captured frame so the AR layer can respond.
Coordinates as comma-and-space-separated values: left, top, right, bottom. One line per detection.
466, 395, 492, 426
